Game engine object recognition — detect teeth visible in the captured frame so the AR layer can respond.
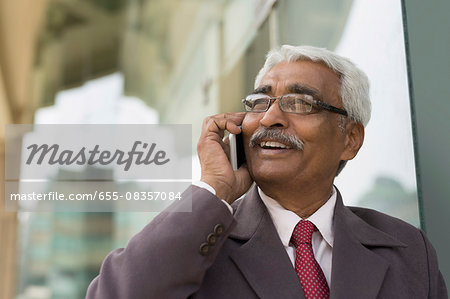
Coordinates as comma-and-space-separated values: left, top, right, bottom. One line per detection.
260, 141, 290, 149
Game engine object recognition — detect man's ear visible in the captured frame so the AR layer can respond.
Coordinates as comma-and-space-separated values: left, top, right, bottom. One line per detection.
340, 121, 364, 161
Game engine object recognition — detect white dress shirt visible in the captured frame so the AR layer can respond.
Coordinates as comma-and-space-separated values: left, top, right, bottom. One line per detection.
258, 187, 336, 286
193, 181, 336, 286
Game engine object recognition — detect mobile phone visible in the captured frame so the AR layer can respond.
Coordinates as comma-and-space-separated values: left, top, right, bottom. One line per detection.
229, 132, 246, 171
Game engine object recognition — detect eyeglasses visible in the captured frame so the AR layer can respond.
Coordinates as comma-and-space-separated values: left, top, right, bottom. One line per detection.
242, 93, 348, 116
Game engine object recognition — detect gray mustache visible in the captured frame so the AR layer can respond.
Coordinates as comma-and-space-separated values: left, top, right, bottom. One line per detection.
249, 128, 304, 150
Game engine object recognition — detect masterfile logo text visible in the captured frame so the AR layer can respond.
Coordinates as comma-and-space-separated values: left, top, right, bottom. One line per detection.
26, 141, 170, 171
5, 124, 192, 212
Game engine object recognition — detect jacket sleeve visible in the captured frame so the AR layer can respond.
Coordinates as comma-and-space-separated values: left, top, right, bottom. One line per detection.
85, 185, 236, 299
419, 230, 448, 299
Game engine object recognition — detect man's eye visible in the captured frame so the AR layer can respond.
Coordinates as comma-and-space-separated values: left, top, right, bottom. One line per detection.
283, 96, 312, 112
253, 99, 269, 110
292, 101, 310, 112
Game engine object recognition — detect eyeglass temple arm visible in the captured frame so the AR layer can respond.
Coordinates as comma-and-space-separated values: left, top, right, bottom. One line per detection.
314, 100, 348, 116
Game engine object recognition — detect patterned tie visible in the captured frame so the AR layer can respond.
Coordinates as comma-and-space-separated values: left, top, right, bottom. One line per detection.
291, 220, 330, 299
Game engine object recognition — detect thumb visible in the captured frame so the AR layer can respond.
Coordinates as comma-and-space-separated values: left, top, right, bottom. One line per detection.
227, 164, 253, 203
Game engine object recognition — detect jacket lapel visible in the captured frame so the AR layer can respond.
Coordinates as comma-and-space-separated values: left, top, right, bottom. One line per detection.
330, 190, 407, 299
228, 187, 408, 299
229, 187, 304, 299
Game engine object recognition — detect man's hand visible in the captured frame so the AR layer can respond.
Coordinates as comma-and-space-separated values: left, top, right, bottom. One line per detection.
197, 112, 253, 204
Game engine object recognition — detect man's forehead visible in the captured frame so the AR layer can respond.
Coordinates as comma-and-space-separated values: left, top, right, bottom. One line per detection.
261, 60, 339, 81
255, 60, 341, 98
252, 83, 320, 97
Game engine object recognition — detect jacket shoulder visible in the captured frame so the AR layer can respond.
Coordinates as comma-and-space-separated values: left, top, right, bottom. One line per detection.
347, 205, 423, 243
346, 206, 447, 297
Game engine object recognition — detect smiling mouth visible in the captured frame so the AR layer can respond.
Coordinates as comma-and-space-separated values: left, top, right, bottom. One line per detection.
259, 141, 292, 149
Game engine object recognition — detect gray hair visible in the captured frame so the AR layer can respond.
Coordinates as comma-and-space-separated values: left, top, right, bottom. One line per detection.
254, 45, 371, 127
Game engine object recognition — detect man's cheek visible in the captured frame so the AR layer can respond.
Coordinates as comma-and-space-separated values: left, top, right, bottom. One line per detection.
241, 114, 259, 135
241, 119, 252, 146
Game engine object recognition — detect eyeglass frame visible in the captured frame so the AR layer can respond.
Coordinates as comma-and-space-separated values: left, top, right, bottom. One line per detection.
241, 93, 348, 116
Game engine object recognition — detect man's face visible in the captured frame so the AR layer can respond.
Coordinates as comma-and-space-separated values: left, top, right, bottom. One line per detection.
242, 60, 355, 188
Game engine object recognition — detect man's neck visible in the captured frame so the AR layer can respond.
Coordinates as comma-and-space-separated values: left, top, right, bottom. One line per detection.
257, 181, 334, 219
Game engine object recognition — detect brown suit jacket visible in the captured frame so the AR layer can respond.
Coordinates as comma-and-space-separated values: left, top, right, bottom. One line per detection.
86, 185, 448, 298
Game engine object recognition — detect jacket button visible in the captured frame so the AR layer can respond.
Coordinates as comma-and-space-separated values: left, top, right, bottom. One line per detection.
199, 243, 210, 256
207, 233, 217, 246
214, 224, 224, 236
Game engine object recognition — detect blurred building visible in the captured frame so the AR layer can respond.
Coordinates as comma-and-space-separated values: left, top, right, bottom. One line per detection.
15, 166, 154, 298
357, 176, 420, 227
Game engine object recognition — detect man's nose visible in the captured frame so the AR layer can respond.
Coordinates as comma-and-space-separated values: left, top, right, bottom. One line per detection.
259, 99, 289, 128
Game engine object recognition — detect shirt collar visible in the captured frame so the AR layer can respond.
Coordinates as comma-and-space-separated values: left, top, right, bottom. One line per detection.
258, 187, 336, 248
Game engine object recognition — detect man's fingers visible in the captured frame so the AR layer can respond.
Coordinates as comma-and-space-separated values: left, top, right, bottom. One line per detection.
204, 114, 242, 134
197, 112, 251, 204
201, 113, 245, 138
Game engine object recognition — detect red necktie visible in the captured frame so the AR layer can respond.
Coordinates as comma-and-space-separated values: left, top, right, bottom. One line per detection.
291, 220, 330, 299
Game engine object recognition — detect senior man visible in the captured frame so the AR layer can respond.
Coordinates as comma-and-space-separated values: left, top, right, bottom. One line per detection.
86, 45, 447, 299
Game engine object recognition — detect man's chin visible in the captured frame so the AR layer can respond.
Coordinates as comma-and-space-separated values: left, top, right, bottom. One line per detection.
250, 167, 294, 186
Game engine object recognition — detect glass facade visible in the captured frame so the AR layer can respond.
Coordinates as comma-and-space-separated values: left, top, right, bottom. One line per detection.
12, 0, 421, 297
